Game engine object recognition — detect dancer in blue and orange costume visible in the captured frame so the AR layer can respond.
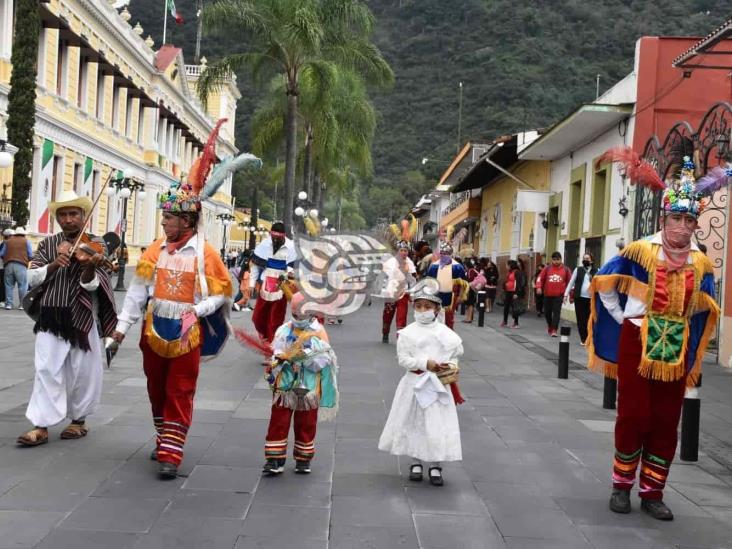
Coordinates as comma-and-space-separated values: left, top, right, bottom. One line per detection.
113, 120, 260, 479
425, 227, 468, 330
589, 148, 726, 520
258, 292, 338, 476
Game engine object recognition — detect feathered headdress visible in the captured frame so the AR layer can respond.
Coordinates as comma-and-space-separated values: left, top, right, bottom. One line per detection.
385, 214, 418, 251
438, 225, 466, 255
598, 146, 732, 218
158, 119, 263, 213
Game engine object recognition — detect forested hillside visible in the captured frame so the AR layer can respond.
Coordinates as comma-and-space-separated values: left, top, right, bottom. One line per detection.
129, 0, 723, 225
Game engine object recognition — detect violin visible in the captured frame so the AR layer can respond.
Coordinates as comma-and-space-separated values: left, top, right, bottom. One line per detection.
58, 233, 119, 273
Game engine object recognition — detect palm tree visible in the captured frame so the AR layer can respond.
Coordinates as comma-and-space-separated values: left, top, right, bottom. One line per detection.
197, 0, 393, 234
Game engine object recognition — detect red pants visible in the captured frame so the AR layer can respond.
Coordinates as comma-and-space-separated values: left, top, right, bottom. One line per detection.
444, 309, 455, 330
264, 403, 318, 462
141, 337, 201, 466
382, 294, 409, 335
252, 296, 288, 342
613, 321, 687, 500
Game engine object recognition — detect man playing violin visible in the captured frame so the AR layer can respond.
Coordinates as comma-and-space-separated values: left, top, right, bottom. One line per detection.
17, 191, 117, 447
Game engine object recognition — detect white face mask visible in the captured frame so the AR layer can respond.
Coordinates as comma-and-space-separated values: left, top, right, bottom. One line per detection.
292, 317, 311, 329
415, 310, 437, 325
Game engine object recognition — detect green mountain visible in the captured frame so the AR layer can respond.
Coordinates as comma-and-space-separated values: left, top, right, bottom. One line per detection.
128, 0, 722, 224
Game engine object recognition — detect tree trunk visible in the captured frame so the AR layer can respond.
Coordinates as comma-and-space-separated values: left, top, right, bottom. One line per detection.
6, 0, 40, 228
302, 124, 313, 198
337, 194, 343, 232
283, 90, 298, 235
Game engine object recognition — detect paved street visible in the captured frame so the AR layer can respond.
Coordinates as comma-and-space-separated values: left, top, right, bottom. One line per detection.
1, 296, 732, 548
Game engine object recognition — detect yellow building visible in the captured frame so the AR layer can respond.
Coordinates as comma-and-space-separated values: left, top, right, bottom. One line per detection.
0, 0, 240, 263
228, 209, 272, 251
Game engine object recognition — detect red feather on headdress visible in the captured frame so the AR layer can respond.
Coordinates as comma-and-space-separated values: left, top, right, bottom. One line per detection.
234, 328, 273, 357
400, 219, 410, 242
596, 146, 665, 191
189, 118, 228, 195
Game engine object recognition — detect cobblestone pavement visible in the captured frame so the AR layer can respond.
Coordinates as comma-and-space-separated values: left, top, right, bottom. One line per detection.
0, 295, 731, 548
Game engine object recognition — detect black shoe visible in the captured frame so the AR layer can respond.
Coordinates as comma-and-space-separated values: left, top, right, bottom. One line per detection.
262, 458, 285, 475
295, 460, 311, 474
428, 466, 443, 486
609, 489, 631, 514
150, 447, 158, 461
158, 462, 178, 480
641, 499, 674, 521
382, 333, 389, 343
409, 463, 423, 482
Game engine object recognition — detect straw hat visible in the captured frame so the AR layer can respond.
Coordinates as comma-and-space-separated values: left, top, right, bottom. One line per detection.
2, 228, 14, 237
49, 190, 93, 217
14, 227, 26, 235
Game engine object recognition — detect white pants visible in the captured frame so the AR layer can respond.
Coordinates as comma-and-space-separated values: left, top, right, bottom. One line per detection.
26, 323, 103, 427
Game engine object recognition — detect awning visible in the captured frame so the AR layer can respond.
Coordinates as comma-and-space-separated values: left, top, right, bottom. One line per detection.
519, 104, 632, 161
450, 138, 517, 193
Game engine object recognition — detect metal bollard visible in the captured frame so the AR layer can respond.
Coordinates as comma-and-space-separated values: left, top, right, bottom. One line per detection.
603, 376, 617, 409
477, 290, 486, 327
680, 374, 702, 462
557, 326, 570, 379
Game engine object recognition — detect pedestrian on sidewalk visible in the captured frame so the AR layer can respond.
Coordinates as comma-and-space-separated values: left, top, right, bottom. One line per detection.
378, 278, 464, 486
484, 259, 498, 313
0, 228, 11, 307
1, 227, 32, 309
232, 252, 252, 312
16, 192, 117, 447
463, 258, 481, 324
262, 292, 338, 476
533, 264, 544, 316
589, 150, 722, 521
500, 259, 525, 328
565, 252, 597, 345
536, 252, 572, 336
112, 179, 232, 480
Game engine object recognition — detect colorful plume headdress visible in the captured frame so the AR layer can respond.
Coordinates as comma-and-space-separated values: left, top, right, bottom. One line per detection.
385, 214, 419, 250
438, 225, 467, 255
597, 146, 732, 218
158, 119, 263, 213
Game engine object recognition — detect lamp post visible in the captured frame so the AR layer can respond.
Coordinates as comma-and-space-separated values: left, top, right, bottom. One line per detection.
106, 172, 145, 291
294, 190, 319, 234
0, 139, 16, 230
216, 212, 235, 260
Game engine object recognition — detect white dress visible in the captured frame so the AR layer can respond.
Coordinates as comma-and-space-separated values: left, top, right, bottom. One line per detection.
378, 320, 463, 462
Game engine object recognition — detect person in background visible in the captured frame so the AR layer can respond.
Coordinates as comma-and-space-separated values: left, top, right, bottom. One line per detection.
533, 264, 545, 317
565, 252, 597, 345
233, 256, 252, 312
484, 259, 499, 313
1, 227, 33, 310
500, 260, 526, 328
0, 228, 12, 307
536, 252, 572, 337
463, 258, 480, 324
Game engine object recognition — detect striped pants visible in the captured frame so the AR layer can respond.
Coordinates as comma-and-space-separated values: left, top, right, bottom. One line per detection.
142, 337, 201, 466
612, 321, 687, 500
264, 403, 318, 462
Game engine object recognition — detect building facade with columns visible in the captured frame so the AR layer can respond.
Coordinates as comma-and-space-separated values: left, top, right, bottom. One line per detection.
0, 0, 240, 263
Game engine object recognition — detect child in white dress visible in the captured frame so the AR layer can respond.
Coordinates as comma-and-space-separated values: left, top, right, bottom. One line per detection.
378, 278, 464, 485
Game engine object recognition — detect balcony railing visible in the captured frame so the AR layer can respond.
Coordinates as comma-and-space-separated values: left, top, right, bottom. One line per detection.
441, 191, 472, 218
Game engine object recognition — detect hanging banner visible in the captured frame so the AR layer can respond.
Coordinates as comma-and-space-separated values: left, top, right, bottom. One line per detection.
37, 139, 54, 234
516, 190, 553, 212
81, 157, 94, 198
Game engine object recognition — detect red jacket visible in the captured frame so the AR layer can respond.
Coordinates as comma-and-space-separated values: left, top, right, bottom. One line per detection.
537, 264, 572, 297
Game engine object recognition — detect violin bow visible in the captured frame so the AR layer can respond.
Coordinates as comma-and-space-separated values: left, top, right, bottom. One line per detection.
69, 170, 118, 255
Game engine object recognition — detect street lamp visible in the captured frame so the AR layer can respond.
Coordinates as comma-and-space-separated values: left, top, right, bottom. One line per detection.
108, 172, 145, 291
216, 212, 235, 259
0, 183, 14, 230
0, 140, 14, 169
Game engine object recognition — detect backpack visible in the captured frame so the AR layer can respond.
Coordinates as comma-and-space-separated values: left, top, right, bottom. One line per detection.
470, 272, 487, 291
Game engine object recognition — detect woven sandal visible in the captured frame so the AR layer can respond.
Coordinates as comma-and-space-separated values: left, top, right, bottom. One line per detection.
16, 428, 49, 447
60, 422, 88, 439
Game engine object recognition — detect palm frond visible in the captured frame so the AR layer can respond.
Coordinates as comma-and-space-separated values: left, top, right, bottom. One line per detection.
197, 53, 268, 108
202, 0, 267, 38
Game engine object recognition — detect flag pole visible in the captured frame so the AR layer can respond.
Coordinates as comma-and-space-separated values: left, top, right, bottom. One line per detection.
162, 0, 168, 44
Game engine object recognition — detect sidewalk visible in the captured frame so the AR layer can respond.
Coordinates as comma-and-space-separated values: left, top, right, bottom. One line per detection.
0, 300, 731, 548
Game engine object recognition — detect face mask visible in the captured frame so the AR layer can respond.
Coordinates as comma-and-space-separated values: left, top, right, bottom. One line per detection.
439, 254, 452, 266
582, 260, 591, 268
292, 317, 311, 329
415, 310, 437, 325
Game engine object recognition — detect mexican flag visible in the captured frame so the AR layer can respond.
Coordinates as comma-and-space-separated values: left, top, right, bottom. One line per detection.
167, 0, 184, 25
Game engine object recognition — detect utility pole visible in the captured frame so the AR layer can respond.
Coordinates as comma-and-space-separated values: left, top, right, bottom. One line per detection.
457, 81, 463, 153
194, 0, 204, 63
596, 74, 601, 100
